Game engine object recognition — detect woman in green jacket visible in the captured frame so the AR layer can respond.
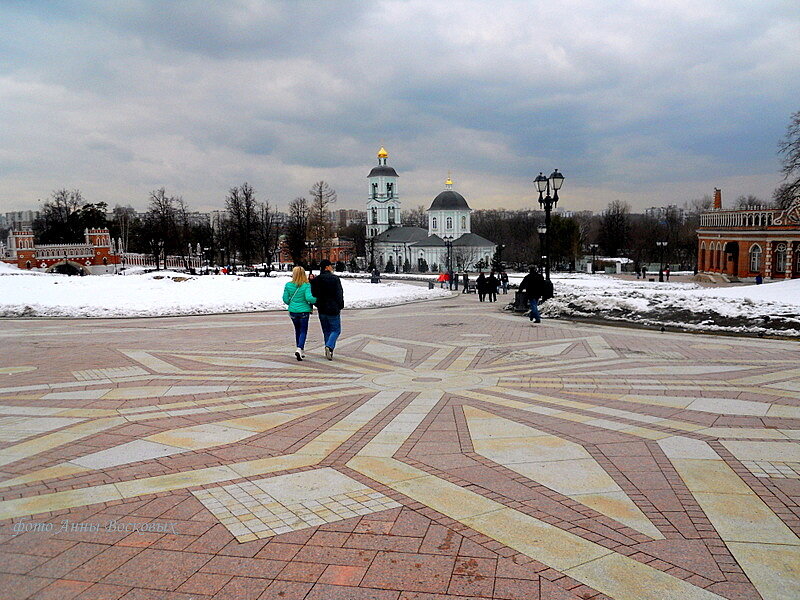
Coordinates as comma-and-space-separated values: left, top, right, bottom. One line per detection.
282, 266, 317, 361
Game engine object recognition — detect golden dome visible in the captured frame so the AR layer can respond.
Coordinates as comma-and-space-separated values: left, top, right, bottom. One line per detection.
377, 146, 388, 158
445, 176, 453, 187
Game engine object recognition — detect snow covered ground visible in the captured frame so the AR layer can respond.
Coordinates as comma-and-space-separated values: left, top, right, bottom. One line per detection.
1, 264, 797, 337
0, 263, 451, 318
529, 273, 800, 338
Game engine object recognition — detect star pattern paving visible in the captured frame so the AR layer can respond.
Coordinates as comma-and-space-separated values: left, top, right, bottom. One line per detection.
0, 300, 799, 599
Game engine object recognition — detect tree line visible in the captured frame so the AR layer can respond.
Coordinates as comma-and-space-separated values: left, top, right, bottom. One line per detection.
17, 109, 800, 273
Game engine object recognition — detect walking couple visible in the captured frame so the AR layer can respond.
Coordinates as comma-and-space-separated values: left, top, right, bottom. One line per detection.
282, 259, 344, 361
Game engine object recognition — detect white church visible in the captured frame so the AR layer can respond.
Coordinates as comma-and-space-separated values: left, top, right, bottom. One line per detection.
366, 147, 496, 273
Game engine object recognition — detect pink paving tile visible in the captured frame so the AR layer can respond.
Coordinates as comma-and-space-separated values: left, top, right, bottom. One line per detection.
102, 548, 212, 591
361, 551, 456, 594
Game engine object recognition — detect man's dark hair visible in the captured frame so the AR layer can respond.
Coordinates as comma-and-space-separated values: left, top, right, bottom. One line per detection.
319, 259, 332, 272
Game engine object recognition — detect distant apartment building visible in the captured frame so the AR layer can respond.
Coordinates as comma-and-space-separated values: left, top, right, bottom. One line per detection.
330, 208, 365, 229
3, 210, 41, 229
645, 205, 686, 222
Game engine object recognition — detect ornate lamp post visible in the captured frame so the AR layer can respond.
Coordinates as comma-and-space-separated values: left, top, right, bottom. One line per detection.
533, 169, 564, 281
536, 225, 547, 269
443, 236, 454, 288
391, 244, 401, 273
589, 243, 599, 273
657, 241, 668, 282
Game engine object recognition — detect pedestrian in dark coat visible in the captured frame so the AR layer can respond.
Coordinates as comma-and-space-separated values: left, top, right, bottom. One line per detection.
487, 272, 499, 302
519, 266, 545, 323
476, 272, 487, 302
500, 271, 509, 294
310, 259, 344, 360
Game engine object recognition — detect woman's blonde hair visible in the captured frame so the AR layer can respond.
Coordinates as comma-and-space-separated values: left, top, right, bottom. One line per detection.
291, 266, 309, 285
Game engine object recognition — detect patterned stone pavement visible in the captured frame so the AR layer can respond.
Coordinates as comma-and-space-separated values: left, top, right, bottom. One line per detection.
1, 293, 799, 600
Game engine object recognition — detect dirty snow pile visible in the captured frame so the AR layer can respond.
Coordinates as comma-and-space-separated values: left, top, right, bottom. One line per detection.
524, 273, 800, 337
0, 263, 451, 318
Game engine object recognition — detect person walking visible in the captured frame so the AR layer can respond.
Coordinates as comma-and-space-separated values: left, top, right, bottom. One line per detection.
665, 266, 671, 281
282, 266, 317, 361
476, 271, 487, 302
519, 266, 545, 323
310, 259, 344, 360
487, 271, 499, 302
500, 271, 509, 294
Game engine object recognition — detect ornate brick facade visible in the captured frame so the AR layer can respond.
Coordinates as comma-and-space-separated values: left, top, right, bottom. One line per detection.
2, 228, 121, 274
697, 190, 800, 280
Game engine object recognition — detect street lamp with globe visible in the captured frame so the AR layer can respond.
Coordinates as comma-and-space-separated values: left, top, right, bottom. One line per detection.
533, 169, 564, 281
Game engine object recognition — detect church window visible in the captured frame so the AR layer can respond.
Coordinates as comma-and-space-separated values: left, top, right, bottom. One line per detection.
371, 207, 377, 224
749, 244, 762, 273
446, 217, 452, 229
387, 183, 393, 198
432, 217, 437, 229
372, 183, 378, 199
379, 254, 385, 266
775, 243, 787, 273
461, 216, 466, 229
388, 207, 395, 225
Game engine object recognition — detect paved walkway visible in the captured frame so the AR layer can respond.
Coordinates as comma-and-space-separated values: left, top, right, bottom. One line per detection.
1, 294, 799, 600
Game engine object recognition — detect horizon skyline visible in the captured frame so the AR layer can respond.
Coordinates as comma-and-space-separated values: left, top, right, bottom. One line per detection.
2, 2, 798, 215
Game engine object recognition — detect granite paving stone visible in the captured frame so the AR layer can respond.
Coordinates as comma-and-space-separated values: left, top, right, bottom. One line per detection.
1, 299, 799, 599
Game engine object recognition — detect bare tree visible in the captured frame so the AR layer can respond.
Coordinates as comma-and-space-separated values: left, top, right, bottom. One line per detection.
734, 194, 764, 209
775, 109, 800, 209
307, 181, 337, 260
145, 188, 179, 269
598, 200, 630, 257
34, 189, 106, 244
257, 200, 280, 269
286, 197, 309, 264
226, 182, 259, 266
401, 205, 428, 228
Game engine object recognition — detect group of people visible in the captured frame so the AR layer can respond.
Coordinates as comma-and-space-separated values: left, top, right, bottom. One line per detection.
282, 259, 344, 361
474, 271, 510, 302
282, 264, 551, 360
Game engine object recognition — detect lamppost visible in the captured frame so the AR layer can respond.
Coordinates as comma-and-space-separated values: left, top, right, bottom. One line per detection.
443, 236, 454, 288
533, 169, 565, 281
589, 243, 599, 273
391, 244, 401, 273
657, 241, 668, 282
497, 244, 505, 271
536, 225, 547, 270
203, 247, 210, 275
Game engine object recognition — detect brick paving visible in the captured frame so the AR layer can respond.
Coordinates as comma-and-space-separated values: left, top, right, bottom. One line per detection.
0, 293, 799, 599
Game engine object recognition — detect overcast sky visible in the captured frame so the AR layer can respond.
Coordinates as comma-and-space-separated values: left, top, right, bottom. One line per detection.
2, 1, 799, 215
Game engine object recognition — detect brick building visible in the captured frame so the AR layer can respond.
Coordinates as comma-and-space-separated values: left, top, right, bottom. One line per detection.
1, 228, 121, 274
697, 189, 800, 280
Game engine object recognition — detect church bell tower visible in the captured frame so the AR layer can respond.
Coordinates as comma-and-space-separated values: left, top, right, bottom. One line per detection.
366, 147, 401, 239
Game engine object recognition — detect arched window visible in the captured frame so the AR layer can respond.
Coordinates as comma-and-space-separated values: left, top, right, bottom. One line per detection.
432, 217, 437, 229
388, 207, 395, 225
749, 244, 762, 273
386, 182, 393, 198
25, 261, 31, 269
372, 183, 378, 199
461, 216, 466, 229
446, 217, 453, 229
371, 207, 377, 224
774, 243, 787, 273
379, 254, 385, 266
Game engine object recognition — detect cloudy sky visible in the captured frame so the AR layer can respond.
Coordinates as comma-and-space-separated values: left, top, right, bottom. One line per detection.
1, 1, 799, 215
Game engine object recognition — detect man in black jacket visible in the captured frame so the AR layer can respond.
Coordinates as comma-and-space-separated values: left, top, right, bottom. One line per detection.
310, 259, 344, 360
519, 266, 545, 323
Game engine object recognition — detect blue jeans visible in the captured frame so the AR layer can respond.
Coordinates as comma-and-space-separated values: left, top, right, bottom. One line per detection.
528, 299, 541, 322
289, 312, 310, 348
318, 313, 341, 349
